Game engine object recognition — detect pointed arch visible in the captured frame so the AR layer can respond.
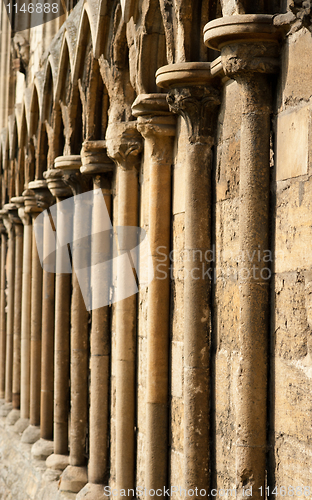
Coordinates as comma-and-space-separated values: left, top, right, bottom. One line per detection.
29, 84, 40, 139
42, 61, 54, 122
55, 33, 74, 104
16, 109, 27, 196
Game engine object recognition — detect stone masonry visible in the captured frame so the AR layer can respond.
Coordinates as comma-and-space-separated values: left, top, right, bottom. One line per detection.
0, 0, 312, 498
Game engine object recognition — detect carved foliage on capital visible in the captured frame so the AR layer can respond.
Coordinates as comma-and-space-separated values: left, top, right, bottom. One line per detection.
106, 124, 142, 168
167, 86, 220, 145
288, 0, 312, 34
62, 171, 91, 196
221, 42, 280, 78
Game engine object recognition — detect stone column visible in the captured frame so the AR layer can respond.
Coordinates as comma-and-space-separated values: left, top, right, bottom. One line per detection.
77, 141, 114, 500
132, 94, 176, 496
7, 197, 24, 425
45, 166, 72, 472
14, 196, 32, 434
31, 185, 56, 460
58, 155, 91, 493
0, 219, 7, 405
106, 123, 142, 496
204, 15, 281, 498
0, 204, 16, 417
156, 63, 220, 497
21, 181, 53, 444
13, 197, 33, 434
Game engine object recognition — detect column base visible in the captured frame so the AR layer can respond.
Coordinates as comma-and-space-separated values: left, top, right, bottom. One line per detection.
76, 483, 107, 500
59, 465, 88, 493
6, 408, 20, 425
76, 483, 107, 499
0, 402, 13, 417
46, 453, 69, 471
0, 398, 5, 405
12, 417, 30, 434
31, 437, 54, 460
21, 424, 41, 444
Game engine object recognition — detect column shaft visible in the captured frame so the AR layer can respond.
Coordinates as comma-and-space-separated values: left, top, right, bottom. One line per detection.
235, 74, 271, 495
88, 177, 111, 485
5, 223, 15, 405
40, 210, 55, 439
0, 231, 7, 400
184, 141, 212, 494
70, 192, 91, 466
20, 221, 32, 420
132, 93, 176, 496
12, 223, 23, 409
29, 213, 43, 426
54, 200, 71, 455
115, 165, 138, 494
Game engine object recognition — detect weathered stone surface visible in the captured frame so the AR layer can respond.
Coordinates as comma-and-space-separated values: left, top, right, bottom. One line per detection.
31, 438, 54, 461
0, 419, 75, 499
46, 453, 69, 471
59, 465, 87, 493
76, 483, 107, 499
6, 408, 20, 426
276, 105, 310, 181
21, 425, 41, 444
12, 417, 30, 434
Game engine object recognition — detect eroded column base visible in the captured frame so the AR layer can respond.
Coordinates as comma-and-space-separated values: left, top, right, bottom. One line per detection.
59, 465, 88, 493
21, 424, 40, 443
76, 482, 106, 499
6, 408, 20, 425
0, 402, 13, 417
31, 437, 54, 460
13, 417, 30, 434
46, 453, 69, 471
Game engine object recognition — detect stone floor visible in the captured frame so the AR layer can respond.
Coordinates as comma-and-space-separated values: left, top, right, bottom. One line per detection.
0, 416, 75, 500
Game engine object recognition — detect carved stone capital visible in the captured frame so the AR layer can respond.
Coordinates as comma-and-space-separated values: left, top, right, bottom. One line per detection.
204, 15, 282, 79
132, 94, 176, 139
156, 63, 221, 145
80, 141, 115, 176
54, 155, 90, 196
44, 169, 72, 200
11, 197, 29, 227
27, 180, 55, 211
220, 42, 280, 78
0, 207, 13, 236
106, 122, 142, 169
168, 86, 220, 145
288, 0, 312, 33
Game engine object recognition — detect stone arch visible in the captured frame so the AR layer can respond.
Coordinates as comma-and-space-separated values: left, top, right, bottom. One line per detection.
8, 118, 18, 199
16, 108, 27, 196
71, 8, 94, 150
55, 33, 74, 105
1, 129, 10, 205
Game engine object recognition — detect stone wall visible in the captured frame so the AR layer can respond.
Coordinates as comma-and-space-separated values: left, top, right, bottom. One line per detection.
0, 1, 312, 499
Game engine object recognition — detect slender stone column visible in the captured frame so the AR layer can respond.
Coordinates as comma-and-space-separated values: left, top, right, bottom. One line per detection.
0, 220, 7, 405
44, 166, 72, 472
31, 185, 56, 460
77, 141, 114, 500
7, 198, 24, 425
132, 94, 176, 496
13, 197, 32, 434
156, 64, 220, 497
0, 205, 16, 417
14, 197, 32, 434
106, 123, 142, 497
58, 155, 91, 493
21, 181, 53, 444
204, 15, 281, 498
